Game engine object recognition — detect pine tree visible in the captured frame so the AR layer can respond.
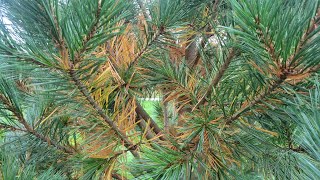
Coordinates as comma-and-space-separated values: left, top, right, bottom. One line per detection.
0, 0, 319, 179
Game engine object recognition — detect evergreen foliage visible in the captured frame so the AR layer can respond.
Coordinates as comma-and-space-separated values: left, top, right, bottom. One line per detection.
0, 0, 319, 179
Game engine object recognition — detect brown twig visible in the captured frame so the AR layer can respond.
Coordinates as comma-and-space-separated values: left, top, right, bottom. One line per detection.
224, 11, 320, 125
76, 0, 102, 59
69, 69, 139, 158
288, 10, 319, 67
0, 94, 74, 153
226, 77, 285, 125
136, 115, 155, 140
135, 100, 166, 141
127, 31, 160, 70
112, 172, 128, 180
163, 96, 169, 134
0, 123, 27, 132
192, 49, 236, 111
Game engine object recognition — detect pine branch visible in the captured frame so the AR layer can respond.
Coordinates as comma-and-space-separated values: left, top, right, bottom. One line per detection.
182, 79, 285, 151
48, 1, 64, 49
113, 29, 165, 141
76, 0, 102, 59
51, 1, 140, 157
136, 116, 155, 140
193, 49, 236, 111
290, 146, 306, 153
310, 64, 320, 73
72, 24, 163, 148
69, 69, 139, 158
112, 173, 128, 180
0, 94, 74, 153
163, 97, 169, 134
136, 99, 182, 150
289, 9, 320, 68
213, 0, 219, 13
85, 56, 163, 142
135, 100, 166, 141
69, 9, 163, 143
0, 123, 27, 132
255, 18, 279, 65
1, 45, 60, 69
226, 77, 285, 124
224, 10, 320, 125
127, 31, 160, 70
21, 57, 56, 68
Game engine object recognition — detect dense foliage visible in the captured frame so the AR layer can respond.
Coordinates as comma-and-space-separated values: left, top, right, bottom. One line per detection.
0, 0, 319, 179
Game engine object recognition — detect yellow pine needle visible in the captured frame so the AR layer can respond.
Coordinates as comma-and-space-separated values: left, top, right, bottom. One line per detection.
241, 118, 278, 136
37, 108, 59, 127
105, 160, 116, 180
141, 119, 151, 140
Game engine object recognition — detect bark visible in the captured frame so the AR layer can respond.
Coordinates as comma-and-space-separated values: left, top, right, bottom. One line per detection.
163, 100, 169, 134
135, 101, 166, 141
185, 35, 203, 68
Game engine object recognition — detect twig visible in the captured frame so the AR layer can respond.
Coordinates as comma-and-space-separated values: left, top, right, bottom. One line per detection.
112, 172, 128, 180
136, 115, 155, 140
288, 10, 319, 67
135, 100, 166, 141
226, 77, 285, 124
76, 0, 102, 59
0, 123, 27, 132
69, 69, 139, 158
0, 94, 74, 153
192, 49, 236, 111
224, 11, 320, 124
127, 31, 160, 70
163, 97, 169, 134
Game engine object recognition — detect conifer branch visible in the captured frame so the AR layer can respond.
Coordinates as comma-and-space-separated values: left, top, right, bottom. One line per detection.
136, 116, 155, 140
135, 100, 165, 141
64, 1, 142, 158
289, 9, 319, 68
112, 173, 128, 180
77, 0, 102, 57
225, 10, 320, 125
0, 123, 27, 132
226, 77, 285, 124
225, 11, 320, 125
193, 49, 236, 111
1, 46, 59, 69
0, 94, 75, 153
163, 98, 169, 134
310, 64, 320, 73
127, 31, 160, 69
124, 29, 166, 141
213, 0, 219, 13
69, 69, 139, 158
